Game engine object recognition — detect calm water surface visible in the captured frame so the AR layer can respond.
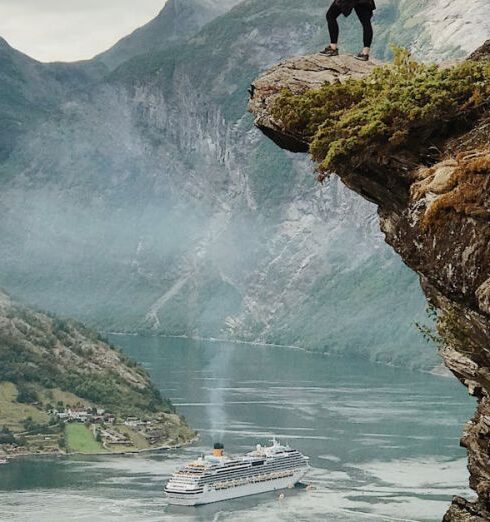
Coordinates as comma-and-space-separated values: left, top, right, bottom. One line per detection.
0, 337, 475, 521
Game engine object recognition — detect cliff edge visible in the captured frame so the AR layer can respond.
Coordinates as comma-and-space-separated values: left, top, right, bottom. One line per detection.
249, 44, 490, 521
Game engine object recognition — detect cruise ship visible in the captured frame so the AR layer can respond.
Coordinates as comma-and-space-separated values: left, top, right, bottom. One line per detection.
165, 439, 309, 506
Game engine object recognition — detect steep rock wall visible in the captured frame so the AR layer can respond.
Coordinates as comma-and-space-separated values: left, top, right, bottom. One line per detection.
248, 42, 490, 520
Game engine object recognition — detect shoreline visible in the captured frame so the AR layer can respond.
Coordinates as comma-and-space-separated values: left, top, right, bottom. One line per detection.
107, 331, 453, 378
108, 331, 306, 353
1, 434, 200, 463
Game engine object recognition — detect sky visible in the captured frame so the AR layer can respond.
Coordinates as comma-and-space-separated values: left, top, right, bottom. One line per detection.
0, 0, 167, 63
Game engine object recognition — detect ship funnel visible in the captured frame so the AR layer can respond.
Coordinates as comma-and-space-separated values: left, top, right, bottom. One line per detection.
213, 443, 224, 457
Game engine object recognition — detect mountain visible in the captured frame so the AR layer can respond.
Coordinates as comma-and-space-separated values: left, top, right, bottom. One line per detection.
397, 0, 490, 59
248, 40, 490, 521
0, 0, 485, 368
0, 36, 107, 163
95, 0, 243, 70
0, 289, 166, 415
0, 289, 194, 456
0, 38, 68, 161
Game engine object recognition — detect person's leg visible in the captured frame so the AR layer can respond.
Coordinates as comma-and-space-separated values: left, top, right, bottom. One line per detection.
326, 2, 342, 49
354, 5, 373, 56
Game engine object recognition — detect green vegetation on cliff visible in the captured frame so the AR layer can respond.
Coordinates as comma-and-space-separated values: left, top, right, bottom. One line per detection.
272, 48, 490, 179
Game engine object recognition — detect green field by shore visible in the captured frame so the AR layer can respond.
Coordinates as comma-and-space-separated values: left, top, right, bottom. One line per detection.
65, 424, 104, 454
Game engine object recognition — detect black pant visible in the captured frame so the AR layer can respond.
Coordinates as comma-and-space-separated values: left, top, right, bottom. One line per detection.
326, 3, 374, 48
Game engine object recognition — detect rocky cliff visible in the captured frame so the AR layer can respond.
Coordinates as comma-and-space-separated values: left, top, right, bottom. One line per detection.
248, 43, 490, 521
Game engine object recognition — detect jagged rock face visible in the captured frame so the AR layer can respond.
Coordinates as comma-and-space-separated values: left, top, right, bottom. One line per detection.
408, 0, 490, 60
470, 40, 490, 61
249, 41, 490, 521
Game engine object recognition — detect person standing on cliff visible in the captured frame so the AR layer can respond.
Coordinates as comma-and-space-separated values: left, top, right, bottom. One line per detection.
321, 0, 376, 61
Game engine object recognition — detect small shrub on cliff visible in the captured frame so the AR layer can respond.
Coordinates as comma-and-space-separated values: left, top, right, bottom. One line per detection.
17, 384, 39, 404
416, 304, 480, 361
272, 47, 490, 179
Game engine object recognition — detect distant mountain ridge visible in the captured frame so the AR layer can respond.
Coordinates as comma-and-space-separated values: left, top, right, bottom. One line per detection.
96, 0, 243, 70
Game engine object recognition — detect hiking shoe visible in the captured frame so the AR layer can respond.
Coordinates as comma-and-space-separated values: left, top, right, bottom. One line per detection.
320, 47, 339, 57
354, 52, 369, 61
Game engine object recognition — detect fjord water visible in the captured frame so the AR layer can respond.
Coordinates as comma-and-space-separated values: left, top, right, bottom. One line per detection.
0, 337, 474, 521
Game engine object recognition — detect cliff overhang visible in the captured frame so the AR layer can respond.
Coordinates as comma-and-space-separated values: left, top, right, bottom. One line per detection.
249, 54, 381, 153
249, 43, 490, 521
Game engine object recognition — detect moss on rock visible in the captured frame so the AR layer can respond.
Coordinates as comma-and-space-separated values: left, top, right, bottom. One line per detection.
271, 48, 490, 181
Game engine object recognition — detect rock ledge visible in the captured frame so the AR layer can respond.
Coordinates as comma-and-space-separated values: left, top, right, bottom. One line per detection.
249, 54, 380, 152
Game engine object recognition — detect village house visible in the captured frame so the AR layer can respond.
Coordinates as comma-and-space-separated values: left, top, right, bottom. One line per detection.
51, 408, 115, 424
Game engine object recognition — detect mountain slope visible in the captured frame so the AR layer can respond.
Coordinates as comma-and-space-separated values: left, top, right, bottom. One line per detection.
0, 0, 484, 367
0, 36, 106, 163
0, 37, 67, 162
0, 289, 194, 456
96, 0, 243, 70
372, 0, 490, 61
0, 289, 171, 415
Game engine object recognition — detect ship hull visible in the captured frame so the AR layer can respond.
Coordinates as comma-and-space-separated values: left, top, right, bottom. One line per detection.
166, 468, 307, 506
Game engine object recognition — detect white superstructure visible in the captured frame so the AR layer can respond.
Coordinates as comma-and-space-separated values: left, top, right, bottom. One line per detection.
165, 439, 309, 506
